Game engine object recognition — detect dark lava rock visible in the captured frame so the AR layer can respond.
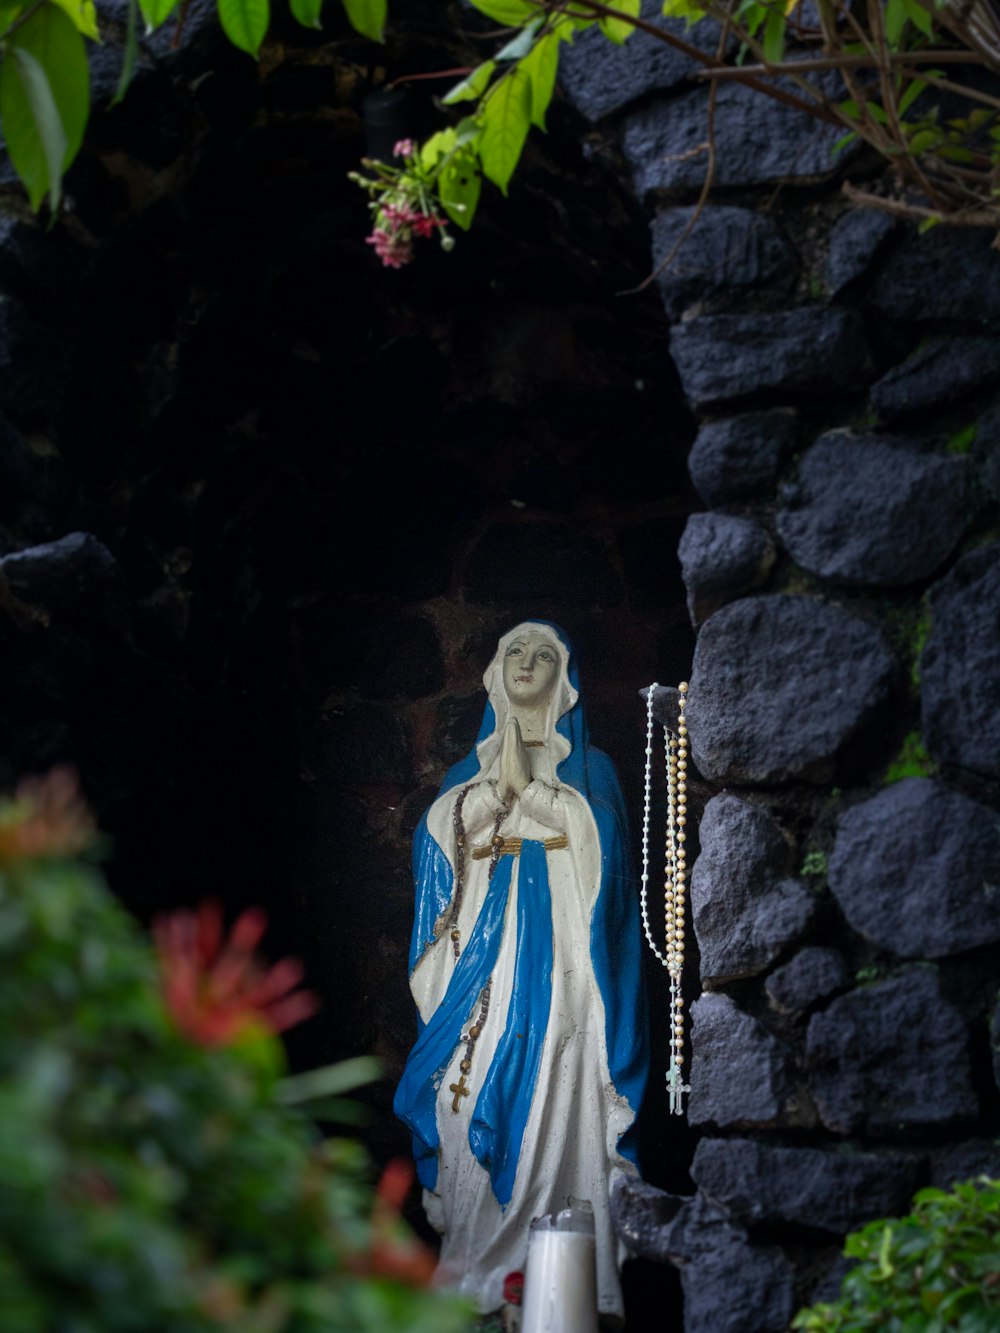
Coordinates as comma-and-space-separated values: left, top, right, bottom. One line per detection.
921, 543, 1000, 783
463, 521, 621, 606
688, 409, 798, 508
929, 1139, 1000, 1189
826, 208, 896, 295
689, 992, 800, 1128
0, 295, 65, 421
806, 968, 979, 1134
315, 701, 412, 786
0, 413, 71, 522
870, 226, 1000, 331
692, 1138, 917, 1234
623, 74, 851, 196
613, 1184, 797, 1332
686, 595, 897, 785
362, 614, 445, 700
640, 683, 681, 733
766, 946, 851, 1014
828, 779, 1000, 958
871, 337, 1000, 424
0, 533, 122, 624
776, 432, 970, 587
692, 794, 815, 985
559, 1, 727, 122
428, 690, 485, 772
679, 512, 775, 626
670, 309, 870, 411
610, 1173, 687, 1265
808, 1255, 856, 1307
976, 396, 1000, 501
0, 215, 82, 318
993, 994, 1000, 1095
650, 206, 796, 319
676, 1194, 797, 1333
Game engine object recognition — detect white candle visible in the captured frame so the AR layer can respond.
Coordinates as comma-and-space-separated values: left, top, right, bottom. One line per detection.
521, 1215, 598, 1333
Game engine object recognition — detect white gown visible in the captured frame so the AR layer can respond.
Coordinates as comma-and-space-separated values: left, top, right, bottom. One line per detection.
409, 750, 637, 1319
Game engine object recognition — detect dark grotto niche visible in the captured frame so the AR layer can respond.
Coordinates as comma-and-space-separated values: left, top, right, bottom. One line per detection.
0, 4, 695, 1327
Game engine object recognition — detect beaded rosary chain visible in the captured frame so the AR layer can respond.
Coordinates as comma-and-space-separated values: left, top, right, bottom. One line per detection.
641, 682, 691, 1116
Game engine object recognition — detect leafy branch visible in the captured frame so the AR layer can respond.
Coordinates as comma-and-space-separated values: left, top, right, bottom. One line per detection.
349, 0, 1000, 266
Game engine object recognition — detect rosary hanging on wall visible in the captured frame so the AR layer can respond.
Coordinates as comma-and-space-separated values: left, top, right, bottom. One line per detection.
640, 681, 691, 1116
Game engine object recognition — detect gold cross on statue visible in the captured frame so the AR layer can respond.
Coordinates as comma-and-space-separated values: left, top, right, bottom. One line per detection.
449, 1074, 470, 1113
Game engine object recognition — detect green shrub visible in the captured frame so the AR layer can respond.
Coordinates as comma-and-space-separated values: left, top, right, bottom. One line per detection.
0, 770, 471, 1333
793, 1176, 1000, 1332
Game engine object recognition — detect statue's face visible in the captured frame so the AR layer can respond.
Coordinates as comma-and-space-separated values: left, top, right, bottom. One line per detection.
502, 631, 560, 707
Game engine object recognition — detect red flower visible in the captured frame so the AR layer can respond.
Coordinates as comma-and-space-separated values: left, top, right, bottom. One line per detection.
153, 901, 319, 1047
362, 1158, 437, 1286
503, 1270, 524, 1306
0, 766, 95, 866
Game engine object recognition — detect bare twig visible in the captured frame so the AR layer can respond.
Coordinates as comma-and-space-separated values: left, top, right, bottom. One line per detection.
895, 64, 1000, 111
842, 180, 1000, 225
695, 49, 986, 76
621, 19, 729, 298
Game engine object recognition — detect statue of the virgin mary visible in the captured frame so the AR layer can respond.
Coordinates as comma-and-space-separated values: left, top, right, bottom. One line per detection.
394, 622, 649, 1322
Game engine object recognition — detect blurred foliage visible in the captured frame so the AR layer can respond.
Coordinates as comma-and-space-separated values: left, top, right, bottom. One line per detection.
0, 770, 471, 1333
793, 1176, 1000, 1331
352, 0, 1000, 264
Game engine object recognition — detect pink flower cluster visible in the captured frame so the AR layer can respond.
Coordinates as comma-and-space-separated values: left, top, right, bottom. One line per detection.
365, 201, 445, 269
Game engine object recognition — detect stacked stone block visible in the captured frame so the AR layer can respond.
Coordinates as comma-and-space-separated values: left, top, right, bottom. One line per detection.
562, 6, 1000, 1328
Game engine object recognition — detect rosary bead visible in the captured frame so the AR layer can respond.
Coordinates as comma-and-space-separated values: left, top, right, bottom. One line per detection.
451, 929, 461, 942
470, 1024, 481, 1038
460, 1058, 472, 1073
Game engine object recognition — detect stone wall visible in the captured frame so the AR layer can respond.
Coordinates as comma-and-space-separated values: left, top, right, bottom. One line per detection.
559, 6, 1000, 1329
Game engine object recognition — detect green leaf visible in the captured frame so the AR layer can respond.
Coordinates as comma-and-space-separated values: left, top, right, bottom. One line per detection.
441, 60, 495, 105
522, 29, 558, 129
421, 126, 457, 168
599, 0, 639, 44
218, 0, 269, 55
50, 0, 99, 39
886, 0, 906, 44
277, 1055, 382, 1103
662, 0, 705, 20
763, 8, 785, 63
478, 64, 531, 194
111, 0, 140, 106
877, 1225, 895, 1278
468, 0, 535, 23
901, 0, 932, 35
495, 16, 540, 60
295, 1094, 371, 1125
897, 77, 926, 117
439, 146, 481, 230
0, 3, 89, 211
832, 130, 858, 156
137, 0, 181, 30
290, 0, 323, 29
342, 0, 384, 40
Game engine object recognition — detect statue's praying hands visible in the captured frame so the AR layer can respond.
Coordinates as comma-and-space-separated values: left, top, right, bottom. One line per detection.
499, 718, 531, 804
